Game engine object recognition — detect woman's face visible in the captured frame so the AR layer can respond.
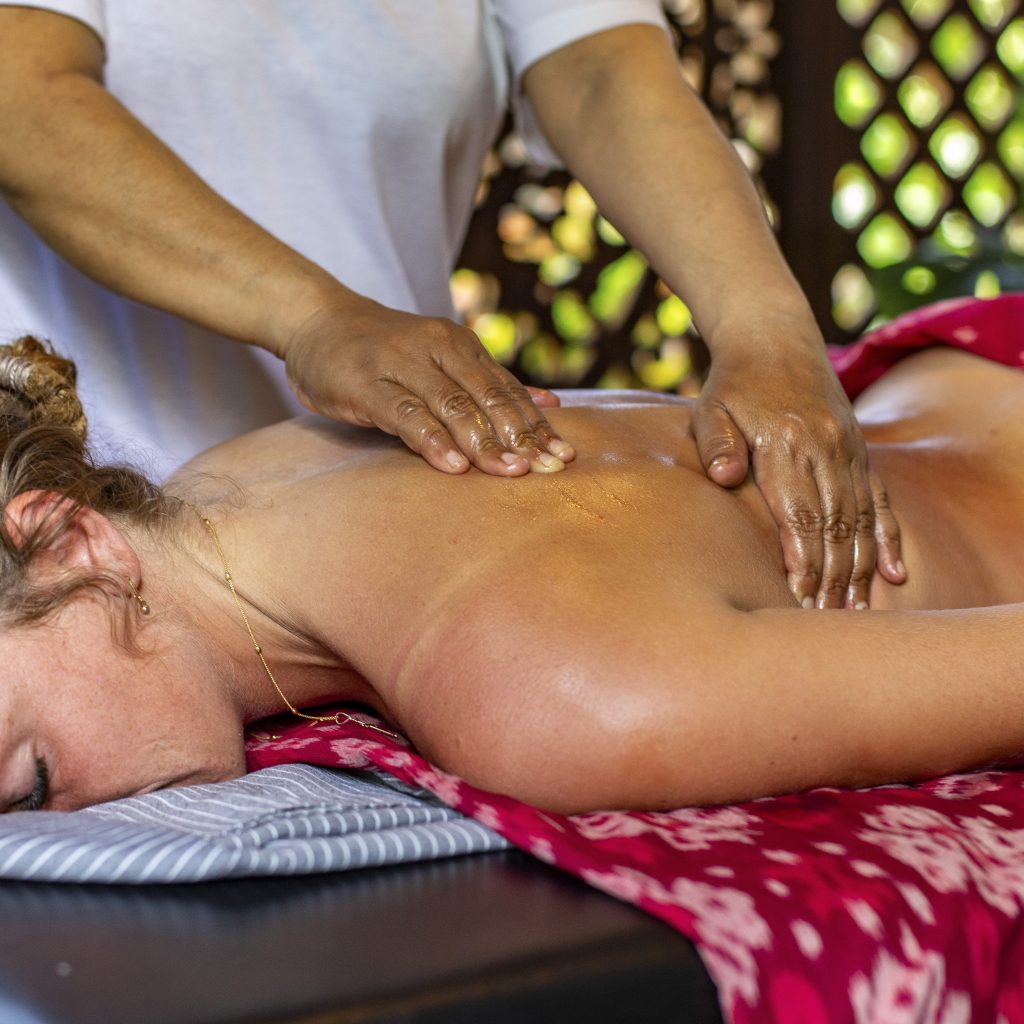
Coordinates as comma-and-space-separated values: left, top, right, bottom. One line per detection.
0, 604, 246, 814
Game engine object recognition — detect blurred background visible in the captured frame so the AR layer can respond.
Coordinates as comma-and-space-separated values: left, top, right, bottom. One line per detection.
453, 0, 1024, 395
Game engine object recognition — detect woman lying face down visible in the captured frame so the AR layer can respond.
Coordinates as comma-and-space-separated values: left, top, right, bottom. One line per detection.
0, 339, 249, 812
4, 334, 1024, 816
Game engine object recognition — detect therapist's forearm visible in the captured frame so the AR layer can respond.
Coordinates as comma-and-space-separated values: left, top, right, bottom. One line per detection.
524, 25, 818, 353
0, 56, 343, 355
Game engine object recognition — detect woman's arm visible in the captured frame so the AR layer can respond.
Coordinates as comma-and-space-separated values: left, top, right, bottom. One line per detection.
0, 9, 568, 476
404, 586, 1024, 813
523, 24, 904, 608
649, 602, 1024, 808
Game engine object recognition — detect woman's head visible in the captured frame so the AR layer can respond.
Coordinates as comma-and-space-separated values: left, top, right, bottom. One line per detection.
0, 338, 246, 812
0, 335, 172, 639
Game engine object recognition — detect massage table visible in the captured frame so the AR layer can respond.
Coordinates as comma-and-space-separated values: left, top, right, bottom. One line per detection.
0, 850, 719, 1023
0, 764, 719, 1022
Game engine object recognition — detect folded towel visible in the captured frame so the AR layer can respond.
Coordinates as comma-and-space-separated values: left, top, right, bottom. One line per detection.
0, 763, 508, 884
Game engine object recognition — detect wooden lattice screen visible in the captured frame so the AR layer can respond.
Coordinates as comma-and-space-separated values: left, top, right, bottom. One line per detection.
826, 0, 1024, 331
454, 0, 1024, 394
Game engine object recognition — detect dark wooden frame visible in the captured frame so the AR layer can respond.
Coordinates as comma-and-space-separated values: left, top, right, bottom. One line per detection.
772, 3, 865, 340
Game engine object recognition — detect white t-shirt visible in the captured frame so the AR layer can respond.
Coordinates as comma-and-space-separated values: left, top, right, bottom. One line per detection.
0, 0, 665, 476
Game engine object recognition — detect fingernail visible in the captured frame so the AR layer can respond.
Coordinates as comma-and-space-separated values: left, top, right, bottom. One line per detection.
854, 601, 868, 611
447, 451, 467, 470
548, 439, 575, 461
801, 596, 814, 610
532, 453, 565, 473
500, 451, 526, 467
711, 456, 729, 471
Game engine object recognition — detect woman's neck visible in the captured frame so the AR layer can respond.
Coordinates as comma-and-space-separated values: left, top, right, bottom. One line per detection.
147, 501, 382, 726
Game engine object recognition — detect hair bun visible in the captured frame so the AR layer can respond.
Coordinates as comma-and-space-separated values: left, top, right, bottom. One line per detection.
0, 336, 87, 440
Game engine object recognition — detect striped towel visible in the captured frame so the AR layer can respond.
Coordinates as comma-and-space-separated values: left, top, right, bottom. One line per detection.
0, 764, 508, 883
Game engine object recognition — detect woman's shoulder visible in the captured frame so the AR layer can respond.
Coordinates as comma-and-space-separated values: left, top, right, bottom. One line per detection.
165, 394, 696, 497
166, 415, 403, 495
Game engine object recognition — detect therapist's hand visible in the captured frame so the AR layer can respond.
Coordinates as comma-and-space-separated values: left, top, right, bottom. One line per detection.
690, 331, 905, 610
283, 295, 574, 476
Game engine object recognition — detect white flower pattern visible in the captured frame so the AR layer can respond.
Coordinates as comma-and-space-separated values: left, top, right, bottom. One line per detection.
858, 804, 1024, 915
849, 924, 970, 1024
574, 806, 761, 850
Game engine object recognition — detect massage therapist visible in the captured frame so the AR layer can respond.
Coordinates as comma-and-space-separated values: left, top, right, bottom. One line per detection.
0, 1, 904, 609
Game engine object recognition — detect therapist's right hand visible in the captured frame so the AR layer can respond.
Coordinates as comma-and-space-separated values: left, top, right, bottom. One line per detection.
282, 295, 575, 476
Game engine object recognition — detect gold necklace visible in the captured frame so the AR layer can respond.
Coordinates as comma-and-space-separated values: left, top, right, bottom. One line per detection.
188, 503, 401, 740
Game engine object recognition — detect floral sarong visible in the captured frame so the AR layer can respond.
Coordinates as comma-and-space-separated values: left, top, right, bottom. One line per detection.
828, 292, 1024, 397
247, 714, 1024, 1024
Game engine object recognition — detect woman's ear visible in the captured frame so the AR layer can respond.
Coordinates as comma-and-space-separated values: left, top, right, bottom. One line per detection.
2, 490, 141, 583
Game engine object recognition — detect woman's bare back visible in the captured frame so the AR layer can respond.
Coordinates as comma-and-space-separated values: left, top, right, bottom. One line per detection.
854, 346, 1024, 609
172, 346, 1024, 624
167, 347, 1024, 808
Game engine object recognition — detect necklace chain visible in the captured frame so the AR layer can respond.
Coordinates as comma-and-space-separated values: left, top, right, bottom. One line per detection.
187, 503, 400, 740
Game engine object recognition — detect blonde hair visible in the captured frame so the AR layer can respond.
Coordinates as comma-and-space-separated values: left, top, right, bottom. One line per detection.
0, 336, 172, 633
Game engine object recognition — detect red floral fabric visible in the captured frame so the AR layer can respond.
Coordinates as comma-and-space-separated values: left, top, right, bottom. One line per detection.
828, 293, 1024, 399
248, 297, 1024, 1023
247, 714, 1024, 1024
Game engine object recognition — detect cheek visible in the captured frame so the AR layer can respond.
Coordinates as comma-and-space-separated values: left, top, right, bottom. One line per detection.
50, 726, 167, 809
49, 699, 244, 809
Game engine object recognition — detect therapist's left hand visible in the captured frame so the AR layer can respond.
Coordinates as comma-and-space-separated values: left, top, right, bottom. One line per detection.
690, 329, 906, 610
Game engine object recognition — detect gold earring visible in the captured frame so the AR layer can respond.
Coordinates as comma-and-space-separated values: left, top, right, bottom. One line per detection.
125, 577, 150, 616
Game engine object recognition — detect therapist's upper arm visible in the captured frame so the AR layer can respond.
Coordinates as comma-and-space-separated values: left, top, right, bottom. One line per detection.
0, 6, 104, 86
521, 23, 679, 160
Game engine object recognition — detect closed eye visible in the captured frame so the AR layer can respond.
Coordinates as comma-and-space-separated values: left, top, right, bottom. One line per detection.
7, 758, 49, 813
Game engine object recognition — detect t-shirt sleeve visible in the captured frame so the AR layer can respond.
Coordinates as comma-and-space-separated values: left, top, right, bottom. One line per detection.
491, 0, 670, 167
0, 1, 106, 46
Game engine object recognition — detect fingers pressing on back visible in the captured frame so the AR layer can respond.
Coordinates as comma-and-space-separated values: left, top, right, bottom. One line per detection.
844, 463, 877, 609
691, 398, 751, 488
871, 469, 906, 584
